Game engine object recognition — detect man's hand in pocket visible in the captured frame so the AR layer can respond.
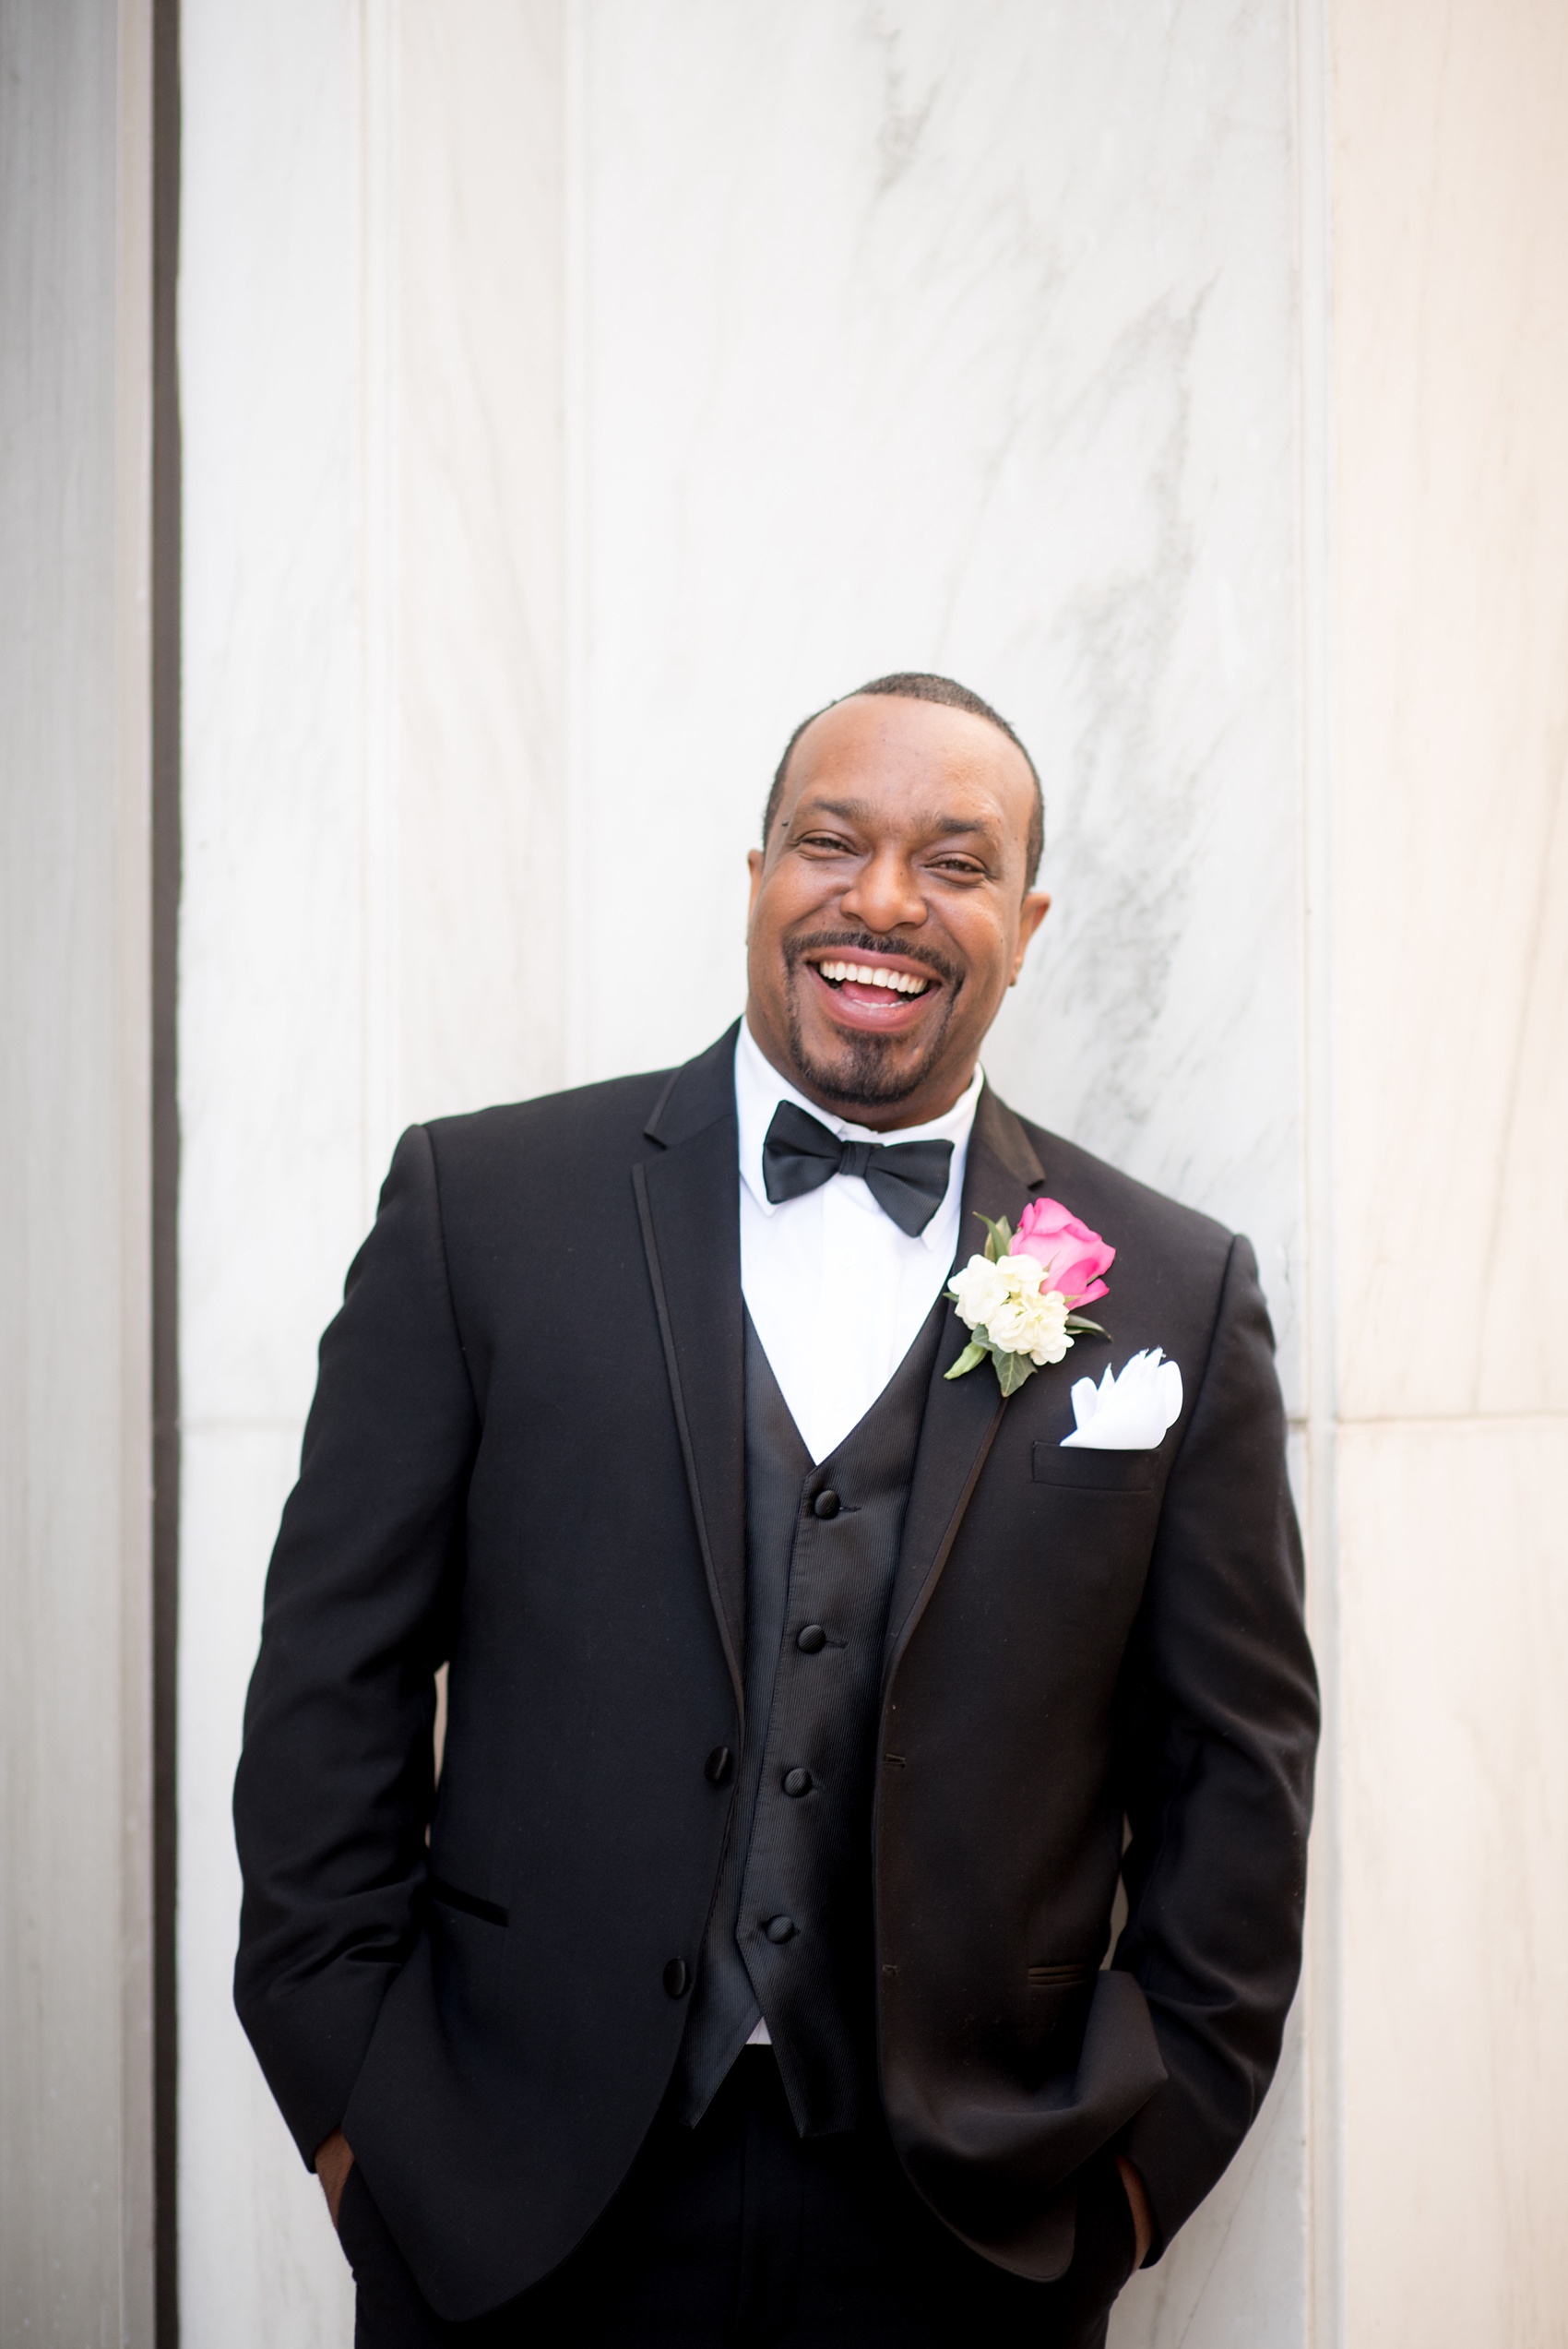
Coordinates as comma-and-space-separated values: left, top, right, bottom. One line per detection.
315, 2128, 355, 2229
1116, 2155, 1153, 2268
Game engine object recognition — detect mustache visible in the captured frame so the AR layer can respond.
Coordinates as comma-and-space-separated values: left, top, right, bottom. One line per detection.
782, 930, 962, 992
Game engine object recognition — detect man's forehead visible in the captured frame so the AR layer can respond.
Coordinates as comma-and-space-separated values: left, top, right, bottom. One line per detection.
783, 696, 1034, 818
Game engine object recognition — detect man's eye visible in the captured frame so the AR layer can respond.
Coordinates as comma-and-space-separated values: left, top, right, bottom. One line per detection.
932, 857, 984, 877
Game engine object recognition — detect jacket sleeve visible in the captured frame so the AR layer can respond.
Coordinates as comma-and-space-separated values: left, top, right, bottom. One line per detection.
232, 1124, 480, 2166
1113, 1234, 1319, 2256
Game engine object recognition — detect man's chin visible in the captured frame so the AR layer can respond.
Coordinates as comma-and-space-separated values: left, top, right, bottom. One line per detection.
784, 1020, 936, 1113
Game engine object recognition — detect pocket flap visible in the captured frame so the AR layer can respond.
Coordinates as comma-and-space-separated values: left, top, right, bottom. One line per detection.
427, 1873, 509, 1926
1027, 1960, 1092, 1989
1031, 1442, 1159, 1492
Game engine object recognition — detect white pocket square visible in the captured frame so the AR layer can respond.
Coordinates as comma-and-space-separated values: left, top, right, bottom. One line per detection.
1060, 1348, 1182, 1450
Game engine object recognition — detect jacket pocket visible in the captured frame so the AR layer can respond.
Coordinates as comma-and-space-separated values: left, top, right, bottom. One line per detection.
1031, 1443, 1159, 1493
427, 1873, 509, 1927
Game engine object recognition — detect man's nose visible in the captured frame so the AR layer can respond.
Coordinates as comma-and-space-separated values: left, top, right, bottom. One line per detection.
839, 850, 926, 934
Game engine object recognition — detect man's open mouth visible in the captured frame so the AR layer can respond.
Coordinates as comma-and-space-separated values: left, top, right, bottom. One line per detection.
808, 956, 935, 1008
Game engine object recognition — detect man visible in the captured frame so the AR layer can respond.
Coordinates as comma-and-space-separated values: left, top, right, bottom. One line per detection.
235, 673, 1318, 2347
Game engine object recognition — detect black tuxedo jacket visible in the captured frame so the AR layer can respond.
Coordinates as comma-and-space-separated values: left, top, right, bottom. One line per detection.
234, 1026, 1317, 2321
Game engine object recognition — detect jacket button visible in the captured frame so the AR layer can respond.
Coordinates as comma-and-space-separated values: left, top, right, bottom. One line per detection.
782, 1767, 812, 1798
796, 1623, 826, 1653
704, 1746, 733, 1785
764, 1914, 797, 1944
813, 1488, 840, 1519
663, 1958, 691, 1997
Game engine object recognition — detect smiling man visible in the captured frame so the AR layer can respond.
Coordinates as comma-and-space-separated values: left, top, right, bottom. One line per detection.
235, 674, 1318, 2348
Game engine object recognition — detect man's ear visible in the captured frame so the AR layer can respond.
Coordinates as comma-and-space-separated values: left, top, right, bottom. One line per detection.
1010, 889, 1051, 984
746, 847, 764, 928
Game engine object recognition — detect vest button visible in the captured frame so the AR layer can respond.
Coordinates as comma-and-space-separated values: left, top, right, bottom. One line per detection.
663, 1958, 691, 1998
764, 1914, 797, 1944
704, 1746, 733, 1785
782, 1767, 812, 1798
813, 1488, 840, 1519
796, 1623, 826, 1653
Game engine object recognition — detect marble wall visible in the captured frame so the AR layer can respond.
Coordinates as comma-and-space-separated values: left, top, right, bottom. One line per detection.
0, 2, 156, 2339
175, 3, 1566, 2344
1329, 1, 1568, 2338
576, 0, 1308, 1395
177, 5, 1310, 2342
179, 0, 366, 2329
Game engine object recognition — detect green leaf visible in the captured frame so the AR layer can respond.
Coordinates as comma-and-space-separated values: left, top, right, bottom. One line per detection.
994, 1347, 1039, 1397
944, 1341, 990, 1382
976, 1210, 1013, 1263
1063, 1315, 1111, 1341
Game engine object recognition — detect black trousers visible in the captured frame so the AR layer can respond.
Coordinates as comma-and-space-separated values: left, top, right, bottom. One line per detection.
339, 2050, 1136, 2348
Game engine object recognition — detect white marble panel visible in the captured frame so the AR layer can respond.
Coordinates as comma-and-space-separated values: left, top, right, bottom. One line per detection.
179, 0, 580, 2326
178, 2, 1309, 2339
180, 0, 369, 1430
1111, 2007, 1306, 2349
0, 3, 155, 2331
393, 0, 572, 1127
179, 1425, 355, 2347
1331, 0, 1568, 1424
1337, 1418, 1568, 2346
179, 5, 372, 2340
576, 0, 1305, 1402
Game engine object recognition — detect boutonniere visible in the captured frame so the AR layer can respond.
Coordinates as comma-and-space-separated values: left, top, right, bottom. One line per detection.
945, 1198, 1113, 1397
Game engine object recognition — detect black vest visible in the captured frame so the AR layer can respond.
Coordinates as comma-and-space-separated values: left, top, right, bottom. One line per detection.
674, 1304, 941, 2135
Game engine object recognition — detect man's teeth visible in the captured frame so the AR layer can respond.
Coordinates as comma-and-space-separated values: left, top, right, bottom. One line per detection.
814, 960, 930, 996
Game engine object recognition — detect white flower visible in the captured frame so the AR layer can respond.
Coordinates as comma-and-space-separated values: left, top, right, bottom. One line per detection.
949, 1252, 1073, 1367
990, 1278, 1071, 1366
948, 1253, 1014, 1331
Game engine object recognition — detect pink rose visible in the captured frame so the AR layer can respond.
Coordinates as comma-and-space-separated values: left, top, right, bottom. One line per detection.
1011, 1198, 1113, 1306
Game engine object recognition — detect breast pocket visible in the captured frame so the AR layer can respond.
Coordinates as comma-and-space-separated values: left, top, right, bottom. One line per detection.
1031, 1441, 1160, 1494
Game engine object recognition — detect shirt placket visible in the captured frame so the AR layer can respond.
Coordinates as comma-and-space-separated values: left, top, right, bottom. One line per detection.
813, 1178, 898, 1449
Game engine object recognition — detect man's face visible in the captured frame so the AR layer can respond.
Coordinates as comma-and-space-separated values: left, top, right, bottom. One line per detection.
745, 695, 1050, 1131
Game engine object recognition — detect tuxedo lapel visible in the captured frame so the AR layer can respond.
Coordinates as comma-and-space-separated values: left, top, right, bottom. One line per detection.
883, 1084, 1047, 1677
634, 1028, 747, 1718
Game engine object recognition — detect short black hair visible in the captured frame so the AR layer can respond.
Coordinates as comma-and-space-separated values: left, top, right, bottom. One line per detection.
761, 671, 1045, 887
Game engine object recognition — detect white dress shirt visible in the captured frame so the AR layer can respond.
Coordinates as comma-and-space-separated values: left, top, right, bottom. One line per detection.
734, 1019, 982, 1464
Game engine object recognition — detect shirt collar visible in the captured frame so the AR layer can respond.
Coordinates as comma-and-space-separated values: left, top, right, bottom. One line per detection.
734, 1017, 982, 1250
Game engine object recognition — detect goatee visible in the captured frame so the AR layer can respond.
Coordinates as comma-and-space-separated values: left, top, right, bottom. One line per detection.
781, 938, 961, 1112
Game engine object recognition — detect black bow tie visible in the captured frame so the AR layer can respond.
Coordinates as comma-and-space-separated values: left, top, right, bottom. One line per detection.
761, 1101, 954, 1238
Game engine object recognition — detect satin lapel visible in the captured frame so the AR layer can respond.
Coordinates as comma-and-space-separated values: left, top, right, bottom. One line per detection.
633, 1043, 747, 1718
883, 1085, 1046, 1679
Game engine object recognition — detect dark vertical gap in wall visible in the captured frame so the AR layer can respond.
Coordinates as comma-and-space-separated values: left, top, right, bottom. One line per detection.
151, 0, 182, 2339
